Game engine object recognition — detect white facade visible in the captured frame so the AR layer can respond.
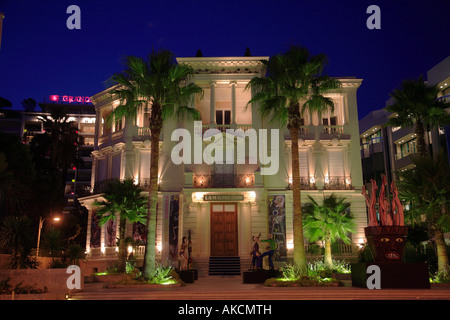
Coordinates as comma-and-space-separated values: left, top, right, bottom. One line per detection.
79, 56, 367, 273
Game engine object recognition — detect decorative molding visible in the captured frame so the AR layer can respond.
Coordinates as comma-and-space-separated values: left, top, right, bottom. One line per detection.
177, 57, 268, 75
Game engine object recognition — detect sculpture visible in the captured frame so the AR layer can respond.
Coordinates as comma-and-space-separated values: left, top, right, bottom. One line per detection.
361, 174, 405, 227
250, 233, 262, 270
179, 236, 188, 270
260, 233, 277, 270
362, 174, 407, 263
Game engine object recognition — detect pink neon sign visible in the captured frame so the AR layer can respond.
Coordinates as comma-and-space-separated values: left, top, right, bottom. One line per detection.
49, 95, 92, 104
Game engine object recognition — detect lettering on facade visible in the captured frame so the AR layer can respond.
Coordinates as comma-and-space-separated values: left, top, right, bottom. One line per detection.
49, 95, 92, 104
203, 194, 244, 201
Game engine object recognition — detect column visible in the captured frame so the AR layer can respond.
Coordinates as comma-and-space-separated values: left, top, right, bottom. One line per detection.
210, 81, 216, 126
231, 81, 236, 126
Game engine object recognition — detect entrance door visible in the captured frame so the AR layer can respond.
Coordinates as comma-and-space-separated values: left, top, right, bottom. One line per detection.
210, 203, 238, 256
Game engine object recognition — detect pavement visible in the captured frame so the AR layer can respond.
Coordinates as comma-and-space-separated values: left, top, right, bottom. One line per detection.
69, 275, 450, 300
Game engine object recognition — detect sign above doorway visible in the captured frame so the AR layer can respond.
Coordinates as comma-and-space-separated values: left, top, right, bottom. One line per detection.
203, 194, 244, 201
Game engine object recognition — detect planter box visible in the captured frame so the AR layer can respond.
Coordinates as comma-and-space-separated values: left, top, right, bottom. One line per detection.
243, 270, 282, 283
178, 270, 195, 283
351, 262, 430, 289
92, 274, 130, 283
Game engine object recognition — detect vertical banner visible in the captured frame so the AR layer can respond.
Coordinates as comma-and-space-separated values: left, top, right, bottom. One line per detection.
268, 195, 287, 260
90, 211, 100, 248
105, 219, 117, 247
132, 221, 147, 244
168, 194, 180, 261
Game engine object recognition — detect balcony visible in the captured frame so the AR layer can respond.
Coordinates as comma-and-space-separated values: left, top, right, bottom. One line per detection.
193, 173, 255, 188
98, 126, 160, 147
288, 177, 317, 190
394, 148, 417, 160
323, 177, 353, 190
92, 178, 153, 194
437, 95, 450, 103
201, 124, 253, 135
284, 125, 349, 141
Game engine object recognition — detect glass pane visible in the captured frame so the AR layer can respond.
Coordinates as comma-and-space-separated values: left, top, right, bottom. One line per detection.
224, 110, 231, 124
216, 110, 223, 125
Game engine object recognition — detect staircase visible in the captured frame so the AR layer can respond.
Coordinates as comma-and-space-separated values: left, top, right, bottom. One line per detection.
208, 256, 241, 276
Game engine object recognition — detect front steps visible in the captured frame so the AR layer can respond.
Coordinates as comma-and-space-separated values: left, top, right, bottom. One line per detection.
190, 256, 252, 277
208, 256, 241, 276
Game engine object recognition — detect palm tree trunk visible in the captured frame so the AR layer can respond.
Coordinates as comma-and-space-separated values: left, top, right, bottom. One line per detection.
435, 229, 449, 274
118, 217, 127, 273
324, 237, 333, 269
290, 125, 307, 273
143, 124, 161, 280
414, 119, 427, 156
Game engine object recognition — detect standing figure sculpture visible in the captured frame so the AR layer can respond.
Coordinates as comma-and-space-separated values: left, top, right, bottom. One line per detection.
179, 236, 188, 270
250, 234, 262, 270
260, 233, 277, 270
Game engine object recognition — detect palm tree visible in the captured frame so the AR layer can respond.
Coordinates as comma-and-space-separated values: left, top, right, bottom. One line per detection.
108, 49, 202, 279
94, 179, 147, 273
247, 44, 340, 272
38, 108, 81, 200
303, 194, 355, 269
385, 75, 450, 156
0, 215, 39, 269
396, 153, 450, 274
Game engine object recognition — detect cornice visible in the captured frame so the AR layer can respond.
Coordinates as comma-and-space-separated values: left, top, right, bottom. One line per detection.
177, 57, 269, 75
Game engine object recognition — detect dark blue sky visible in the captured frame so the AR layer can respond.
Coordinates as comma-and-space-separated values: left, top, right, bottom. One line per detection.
0, 0, 449, 119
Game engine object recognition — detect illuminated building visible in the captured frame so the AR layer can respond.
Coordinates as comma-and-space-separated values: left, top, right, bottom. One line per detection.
79, 56, 367, 275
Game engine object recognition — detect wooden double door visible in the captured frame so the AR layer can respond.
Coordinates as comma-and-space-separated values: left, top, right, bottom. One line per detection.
210, 203, 238, 256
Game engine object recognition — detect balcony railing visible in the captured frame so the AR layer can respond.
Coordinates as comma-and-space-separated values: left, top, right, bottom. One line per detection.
395, 148, 417, 160
323, 177, 352, 190
193, 173, 255, 188
323, 125, 344, 135
201, 124, 253, 135
92, 178, 153, 194
288, 177, 317, 190
137, 127, 151, 137
437, 95, 450, 103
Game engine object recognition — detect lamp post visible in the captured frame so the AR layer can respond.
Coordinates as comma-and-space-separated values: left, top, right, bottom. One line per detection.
36, 216, 61, 259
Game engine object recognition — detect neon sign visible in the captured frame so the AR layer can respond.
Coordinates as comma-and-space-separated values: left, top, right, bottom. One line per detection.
49, 95, 92, 104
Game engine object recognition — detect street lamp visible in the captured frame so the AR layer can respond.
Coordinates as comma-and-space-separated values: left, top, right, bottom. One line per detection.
36, 216, 61, 259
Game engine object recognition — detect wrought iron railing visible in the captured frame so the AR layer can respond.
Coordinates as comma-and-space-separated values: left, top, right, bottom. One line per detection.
193, 173, 255, 188
323, 177, 352, 190
288, 177, 317, 190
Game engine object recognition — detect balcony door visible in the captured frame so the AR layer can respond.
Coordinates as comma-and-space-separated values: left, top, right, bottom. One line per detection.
210, 203, 238, 256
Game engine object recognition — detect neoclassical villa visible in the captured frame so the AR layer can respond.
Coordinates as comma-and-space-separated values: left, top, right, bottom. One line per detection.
79, 56, 366, 275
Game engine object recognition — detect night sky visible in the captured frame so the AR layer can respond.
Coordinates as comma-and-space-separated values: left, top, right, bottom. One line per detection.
0, 0, 449, 119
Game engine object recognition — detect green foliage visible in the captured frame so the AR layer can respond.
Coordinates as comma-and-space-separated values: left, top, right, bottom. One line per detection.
397, 153, 450, 231
94, 179, 147, 226
264, 276, 339, 287
0, 215, 39, 269
303, 194, 355, 244
149, 262, 175, 285
66, 243, 86, 265
307, 259, 351, 277
280, 263, 304, 281
247, 44, 340, 128
385, 76, 450, 156
429, 270, 450, 284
